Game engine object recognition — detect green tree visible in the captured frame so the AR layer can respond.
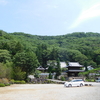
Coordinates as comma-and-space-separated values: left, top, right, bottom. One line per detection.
4, 61, 13, 79
55, 58, 61, 79
13, 67, 26, 80
47, 60, 56, 73
25, 51, 39, 77
0, 50, 11, 63
49, 72, 52, 79
0, 63, 6, 78
2, 43, 9, 50
88, 60, 97, 68
34, 70, 41, 78
50, 47, 59, 60
14, 42, 24, 53
13, 51, 39, 80
36, 44, 49, 69
84, 62, 88, 71
0, 62, 13, 79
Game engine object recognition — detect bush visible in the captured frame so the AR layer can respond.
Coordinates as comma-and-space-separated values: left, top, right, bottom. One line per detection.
0, 78, 10, 87
2, 78, 9, 84
61, 76, 66, 81
10, 79, 14, 84
13, 67, 26, 80
0, 83, 5, 87
49, 72, 52, 79
85, 79, 95, 82
20, 80, 26, 84
5, 84, 10, 86
14, 80, 21, 84
34, 70, 41, 78
0, 79, 2, 83
46, 80, 52, 83
14, 80, 26, 84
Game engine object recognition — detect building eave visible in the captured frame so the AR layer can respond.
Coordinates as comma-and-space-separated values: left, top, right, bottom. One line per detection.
66, 70, 84, 72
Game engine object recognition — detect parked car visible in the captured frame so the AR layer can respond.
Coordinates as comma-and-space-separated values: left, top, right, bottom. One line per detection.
96, 77, 100, 82
64, 79, 84, 87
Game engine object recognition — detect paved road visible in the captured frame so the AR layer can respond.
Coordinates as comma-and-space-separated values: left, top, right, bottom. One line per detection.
0, 83, 100, 100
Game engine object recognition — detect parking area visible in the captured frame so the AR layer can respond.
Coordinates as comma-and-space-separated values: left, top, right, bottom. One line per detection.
0, 82, 100, 100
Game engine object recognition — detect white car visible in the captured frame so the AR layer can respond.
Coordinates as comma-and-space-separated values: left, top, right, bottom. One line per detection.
64, 79, 84, 87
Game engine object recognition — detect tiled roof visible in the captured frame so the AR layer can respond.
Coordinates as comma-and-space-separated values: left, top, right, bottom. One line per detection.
68, 62, 83, 67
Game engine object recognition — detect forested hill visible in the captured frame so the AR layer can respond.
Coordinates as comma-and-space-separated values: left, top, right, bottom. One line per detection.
0, 30, 100, 69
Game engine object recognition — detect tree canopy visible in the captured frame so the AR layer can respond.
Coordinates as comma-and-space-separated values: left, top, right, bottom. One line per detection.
0, 30, 100, 80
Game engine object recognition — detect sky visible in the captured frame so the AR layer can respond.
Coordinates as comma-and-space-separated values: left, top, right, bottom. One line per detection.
0, 0, 100, 36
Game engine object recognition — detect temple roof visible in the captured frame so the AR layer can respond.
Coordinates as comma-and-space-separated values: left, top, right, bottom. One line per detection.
68, 62, 83, 67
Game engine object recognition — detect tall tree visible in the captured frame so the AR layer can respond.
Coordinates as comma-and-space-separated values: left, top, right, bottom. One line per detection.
14, 42, 24, 53
13, 67, 26, 80
47, 60, 56, 73
0, 50, 11, 63
0, 63, 6, 78
36, 44, 49, 69
50, 47, 59, 60
0, 62, 13, 79
55, 58, 61, 79
13, 51, 39, 80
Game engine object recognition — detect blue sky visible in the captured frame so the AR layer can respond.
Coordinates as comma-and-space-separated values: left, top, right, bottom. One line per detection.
0, 0, 100, 36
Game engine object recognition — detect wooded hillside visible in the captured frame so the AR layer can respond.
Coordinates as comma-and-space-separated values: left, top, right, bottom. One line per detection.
0, 30, 100, 80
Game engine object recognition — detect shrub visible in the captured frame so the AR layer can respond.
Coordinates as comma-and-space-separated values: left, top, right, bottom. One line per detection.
49, 72, 52, 79
14, 80, 26, 84
20, 80, 26, 84
5, 84, 10, 86
13, 67, 26, 80
85, 79, 95, 82
45, 80, 55, 84
61, 76, 66, 81
34, 70, 41, 78
10, 79, 14, 84
46, 80, 52, 83
2, 78, 9, 84
14, 80, 21, 84
0, 63, 6, 78
90, 79, 95, 82
0, 83, 5, 87
0, 78, 10, 86
0, 79, 2, 83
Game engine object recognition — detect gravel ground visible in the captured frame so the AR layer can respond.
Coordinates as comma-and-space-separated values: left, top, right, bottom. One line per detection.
0, 83, 100, 100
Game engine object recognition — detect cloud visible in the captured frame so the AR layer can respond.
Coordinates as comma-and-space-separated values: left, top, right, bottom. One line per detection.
0, 0, 7, 5
69, 2, 100, 29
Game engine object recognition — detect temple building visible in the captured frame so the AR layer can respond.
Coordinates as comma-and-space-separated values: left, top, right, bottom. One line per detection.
67, 62, 84, 77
